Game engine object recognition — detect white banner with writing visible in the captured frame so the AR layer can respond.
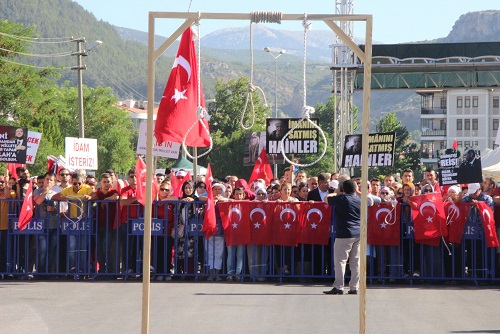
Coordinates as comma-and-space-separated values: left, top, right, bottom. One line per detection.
136, 122, 180, 159
26, 131, 42, 164
65, 137, 98, 170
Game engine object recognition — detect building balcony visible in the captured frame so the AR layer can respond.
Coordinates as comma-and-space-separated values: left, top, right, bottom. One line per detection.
421, 129, 446, 137
421, 108, 446, 115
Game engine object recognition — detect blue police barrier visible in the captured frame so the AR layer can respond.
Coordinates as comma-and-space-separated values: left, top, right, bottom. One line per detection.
0, 198, 499, 283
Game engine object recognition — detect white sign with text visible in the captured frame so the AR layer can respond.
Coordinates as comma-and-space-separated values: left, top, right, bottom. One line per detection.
26, 131, 42, 164
65, 137, 98, 170
136, 123, 180, 159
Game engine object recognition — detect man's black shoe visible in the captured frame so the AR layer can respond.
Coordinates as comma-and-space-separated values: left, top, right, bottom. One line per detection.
323, 287, 344, 295
347, 289, 358, 295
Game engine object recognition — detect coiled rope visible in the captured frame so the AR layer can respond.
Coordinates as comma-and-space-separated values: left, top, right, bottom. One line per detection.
240, 13, 278, 130
279, 14, 328, 167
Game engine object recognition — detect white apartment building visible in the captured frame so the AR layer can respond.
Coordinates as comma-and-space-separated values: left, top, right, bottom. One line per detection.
419, 88, 500, 168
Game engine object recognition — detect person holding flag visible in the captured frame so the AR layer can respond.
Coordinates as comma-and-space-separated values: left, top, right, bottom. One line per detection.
248, 148, 274, 186
461, 182, 498, 278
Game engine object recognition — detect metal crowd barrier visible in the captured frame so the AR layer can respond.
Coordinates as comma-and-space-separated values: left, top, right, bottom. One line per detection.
0, 199, 498, 283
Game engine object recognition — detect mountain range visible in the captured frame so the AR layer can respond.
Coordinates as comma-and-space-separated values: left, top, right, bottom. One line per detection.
3, 0, 500, 133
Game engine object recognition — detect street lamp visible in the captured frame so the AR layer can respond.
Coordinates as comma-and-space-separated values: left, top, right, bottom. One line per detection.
264, 47, 285, 177
264, 47, 285, 118
72, 38, 103, 138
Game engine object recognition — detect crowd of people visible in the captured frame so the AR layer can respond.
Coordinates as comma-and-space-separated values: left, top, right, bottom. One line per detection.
0, 164, 499, 291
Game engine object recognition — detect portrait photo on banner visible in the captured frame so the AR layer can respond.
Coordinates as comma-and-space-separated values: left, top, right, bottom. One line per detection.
0, 125, 29, 164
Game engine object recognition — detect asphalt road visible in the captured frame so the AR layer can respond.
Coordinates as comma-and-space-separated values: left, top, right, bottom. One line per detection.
2, 280, 500, 334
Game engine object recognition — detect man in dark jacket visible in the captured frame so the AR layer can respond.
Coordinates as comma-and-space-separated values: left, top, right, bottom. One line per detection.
323, 179, 361, 295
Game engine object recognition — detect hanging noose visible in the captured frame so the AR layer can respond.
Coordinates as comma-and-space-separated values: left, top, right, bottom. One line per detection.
279, 14, 328, 168
240, 15, 274, 130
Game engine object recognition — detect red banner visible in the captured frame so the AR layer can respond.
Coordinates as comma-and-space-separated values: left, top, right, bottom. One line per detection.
298, 202, 332, 245
368, 203, 401, 246
248, 201, 274, 245
271, 202, 302, 246
410, 193, 447, 246
218, 201, 251, 246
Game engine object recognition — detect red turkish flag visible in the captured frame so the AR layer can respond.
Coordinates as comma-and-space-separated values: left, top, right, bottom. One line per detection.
410, 193, 447, 246
297, 202, 332, 245
7, 163, 25, 179
18, 180, 34, 231
172, 172, 192, 198
248, 201, 274, 245
476, 202, 500, 247
218, 201, 251, 246
170, 172, 179, 195
154, 27, 210, 147
271, 202, 302, 246
135, 157, 158, 206
444, 201, 471, 244
368, 202, 401, 246
248, 148, 274, 185
202, 164, 217, 239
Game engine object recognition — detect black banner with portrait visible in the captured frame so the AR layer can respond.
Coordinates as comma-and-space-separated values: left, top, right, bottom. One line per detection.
341, 132, 396, 168
0, 126, 28, 163
265, 118, 319, 156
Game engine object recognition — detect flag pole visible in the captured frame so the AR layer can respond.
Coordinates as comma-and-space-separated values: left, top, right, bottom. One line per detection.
358, 16, 373, 334
193, 147, 198, 183
142, 12, 155, 334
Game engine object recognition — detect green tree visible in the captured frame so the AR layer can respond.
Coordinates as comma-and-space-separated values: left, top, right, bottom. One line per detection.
369, 112, 422, 179
199, 77, 270, 178
54, 85, 137, 175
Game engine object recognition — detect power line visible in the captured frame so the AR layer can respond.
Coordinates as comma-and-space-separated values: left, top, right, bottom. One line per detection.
0, 57, 71, 70
0, 31, 73, 44
93, 52, 149, 101
0, 46, 74, 58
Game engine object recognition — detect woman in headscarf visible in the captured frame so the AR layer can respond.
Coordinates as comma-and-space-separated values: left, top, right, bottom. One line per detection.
153, 180, 177, 281
174, 181, 198, 276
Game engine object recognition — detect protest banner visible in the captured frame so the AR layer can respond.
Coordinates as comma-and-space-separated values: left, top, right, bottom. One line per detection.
26, 131, 42, 164
341, 132, 396, 168
65, 137, 98, 170
0, 126, 29, 163
265, 118, 319, 156
136, 123, 180, 159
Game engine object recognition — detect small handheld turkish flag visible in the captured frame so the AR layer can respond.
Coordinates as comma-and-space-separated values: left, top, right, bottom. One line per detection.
135, 157, 158, 206
154, 27, 210, 148
18, 180, 34, 231
202, 164, 217, 239
476, 202, 500, 247
248, 148, 274, 186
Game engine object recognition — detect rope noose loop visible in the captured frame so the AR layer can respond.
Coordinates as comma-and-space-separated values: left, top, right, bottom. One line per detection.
279, 14, 327, 168
62, 195, 84, 224
182, 106, 214, 159
181, 18, 213, 159
240, 19, 270, 130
